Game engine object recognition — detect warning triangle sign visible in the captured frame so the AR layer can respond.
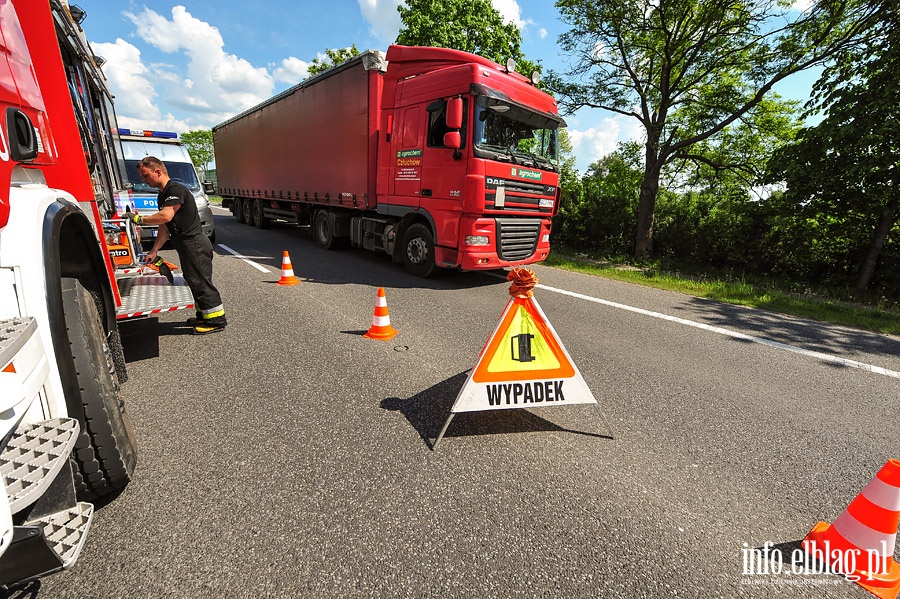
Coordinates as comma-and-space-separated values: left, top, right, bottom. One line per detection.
450, 295, 597, 413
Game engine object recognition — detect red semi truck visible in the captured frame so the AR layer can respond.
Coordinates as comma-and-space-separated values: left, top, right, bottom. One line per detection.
213, 45, 565, 277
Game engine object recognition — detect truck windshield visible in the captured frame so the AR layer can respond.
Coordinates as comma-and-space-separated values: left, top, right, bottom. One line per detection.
125, 159, 201, 193
472, 99, 560, 171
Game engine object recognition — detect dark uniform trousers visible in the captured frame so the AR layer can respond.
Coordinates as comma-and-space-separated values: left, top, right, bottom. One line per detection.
171, 232, 226, 325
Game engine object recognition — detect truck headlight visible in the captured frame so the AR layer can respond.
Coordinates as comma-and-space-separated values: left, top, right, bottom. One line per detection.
465, 235, 490, 246
542, 234, 550, 243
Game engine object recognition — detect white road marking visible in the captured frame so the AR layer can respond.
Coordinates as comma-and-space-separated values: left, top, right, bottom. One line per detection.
536, 281, 900, 380
216, 243, 271, 273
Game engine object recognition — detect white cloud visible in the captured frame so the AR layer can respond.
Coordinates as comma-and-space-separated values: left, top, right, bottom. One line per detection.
90, 39, 191, 132
539, 28, 548, 40
491, 0, 524, 28
118, 6, 275, 128
272, 57, 311, 84
358, 0, 402, 44
568, 118, 621, 172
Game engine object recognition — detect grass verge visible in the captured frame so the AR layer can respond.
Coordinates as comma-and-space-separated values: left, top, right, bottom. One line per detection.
545, 253, 900, 336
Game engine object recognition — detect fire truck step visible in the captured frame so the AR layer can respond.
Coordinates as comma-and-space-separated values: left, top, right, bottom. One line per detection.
28, 501, 94, 567
0, 502, 94, 588
0, 418, 80, 514
115, 273, 195, 319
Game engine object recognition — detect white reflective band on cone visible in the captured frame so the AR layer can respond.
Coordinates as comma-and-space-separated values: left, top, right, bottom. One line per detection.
832, 511, 897, 553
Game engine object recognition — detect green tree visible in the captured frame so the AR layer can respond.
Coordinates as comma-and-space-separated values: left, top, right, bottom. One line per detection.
548, 0, 880, 258
397, 0, 523, 66
555, 142, 644, 254
768, 2, 899, 292
181, 129, 213, 180
308, 45, 360, 77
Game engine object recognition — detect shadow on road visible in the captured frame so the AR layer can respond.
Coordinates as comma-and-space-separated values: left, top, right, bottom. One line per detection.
678, 296, 900, 360
381, 372, 613, 450
118, 317, 196, 363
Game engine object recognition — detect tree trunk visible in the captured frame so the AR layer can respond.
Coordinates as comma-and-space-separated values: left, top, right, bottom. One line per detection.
634, 159, 663, 258
855, 195, 899, 292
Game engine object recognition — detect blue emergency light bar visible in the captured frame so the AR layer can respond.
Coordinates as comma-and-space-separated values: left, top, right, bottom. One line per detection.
117, 128, 178, 139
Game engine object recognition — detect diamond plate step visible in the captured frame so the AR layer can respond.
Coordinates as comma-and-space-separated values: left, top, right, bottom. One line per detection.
115, 273, 195, 320
33, 501, 93, 567
0, 502, 94, 587
0, 318, 35, 370
0, 419, 80, 514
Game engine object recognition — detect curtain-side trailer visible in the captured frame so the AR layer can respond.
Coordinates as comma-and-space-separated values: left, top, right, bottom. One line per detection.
214, 45, 566, 277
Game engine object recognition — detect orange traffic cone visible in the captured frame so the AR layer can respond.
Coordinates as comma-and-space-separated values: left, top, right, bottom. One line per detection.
804, 459, 900, 598
277, 251, 300, 286
363, 287, 398, 340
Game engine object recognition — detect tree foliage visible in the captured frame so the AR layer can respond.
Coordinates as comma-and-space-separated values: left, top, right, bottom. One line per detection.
308, 45, 360, 76
767, 0, 899, 291
396, 0, 524, 66
180, 129, 213, 179
548, 0, 881, 258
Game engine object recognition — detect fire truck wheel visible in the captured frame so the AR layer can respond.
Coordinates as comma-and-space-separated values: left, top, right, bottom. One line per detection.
314, 211, 336, 249
253, 199, 269, 229
403, 223, 436, 278
61, 278, 137, 501
233, 198, 244, 222
242, 199, 255, 225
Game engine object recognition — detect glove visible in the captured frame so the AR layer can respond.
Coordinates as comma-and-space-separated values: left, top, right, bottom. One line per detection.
129, 213, 143, 225
149, 256, 175, 284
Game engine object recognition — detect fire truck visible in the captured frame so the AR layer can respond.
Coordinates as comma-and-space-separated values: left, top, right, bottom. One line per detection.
0, 0, 193, 587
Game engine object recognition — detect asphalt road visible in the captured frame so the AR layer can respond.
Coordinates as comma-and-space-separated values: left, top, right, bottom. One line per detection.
32, 207, 900, 598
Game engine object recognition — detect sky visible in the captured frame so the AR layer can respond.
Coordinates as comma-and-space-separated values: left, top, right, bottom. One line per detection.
71, 0, 820, 174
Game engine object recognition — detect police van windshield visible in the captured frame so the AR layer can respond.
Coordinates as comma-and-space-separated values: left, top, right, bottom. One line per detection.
472, 97, 560, 171
125, 159, 201, 193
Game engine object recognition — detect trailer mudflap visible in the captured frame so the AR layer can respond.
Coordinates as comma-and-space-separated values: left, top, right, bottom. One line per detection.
115, 273, 195, 320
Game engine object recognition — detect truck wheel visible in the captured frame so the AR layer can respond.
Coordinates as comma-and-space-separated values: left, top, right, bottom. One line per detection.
242, 199, 254, 225
403, 223, 436, 277
253, 199, 269, 229
314, 211, 335, 249
61, 278, 137, 500
233, 198, 244, 222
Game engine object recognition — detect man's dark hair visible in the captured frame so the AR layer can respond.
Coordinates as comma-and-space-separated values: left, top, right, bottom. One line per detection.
138, 156, 168, 173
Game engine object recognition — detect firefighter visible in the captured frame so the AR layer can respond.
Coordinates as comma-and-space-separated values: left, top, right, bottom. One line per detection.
132, 156, 227, 334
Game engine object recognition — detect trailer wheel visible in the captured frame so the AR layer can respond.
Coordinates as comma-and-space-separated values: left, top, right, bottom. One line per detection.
233, 198, 244, 222
252, 199, 269, 229
314, 211, 336, 249
242, 199, 255, 225
403, 223, 436, 278
62, 278, 137, 500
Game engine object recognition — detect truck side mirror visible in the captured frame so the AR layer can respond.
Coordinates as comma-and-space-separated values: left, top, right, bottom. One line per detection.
446, 97, 463, 130
203, 181, 216, 194
443, 131, 461, 149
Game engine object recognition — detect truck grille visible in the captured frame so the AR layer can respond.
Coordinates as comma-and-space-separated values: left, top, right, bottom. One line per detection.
496, 218, 541, 261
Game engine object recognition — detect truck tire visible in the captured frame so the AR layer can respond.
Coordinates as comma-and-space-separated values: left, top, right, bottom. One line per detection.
242, 199, 254, 225
62, 278, 137, 500
233, 198, 244, 222
314, 211, 336, 249
403, 223, 436, 278
252, 199, 269, 229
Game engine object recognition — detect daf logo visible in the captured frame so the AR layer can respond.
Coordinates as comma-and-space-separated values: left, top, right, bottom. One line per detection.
486, 178, 505, 186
